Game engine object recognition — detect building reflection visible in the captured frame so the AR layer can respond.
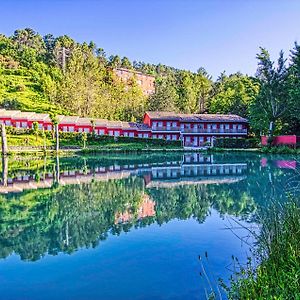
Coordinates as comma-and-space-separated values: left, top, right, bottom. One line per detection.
115, 194, 155, 224
0, 154, 249, 194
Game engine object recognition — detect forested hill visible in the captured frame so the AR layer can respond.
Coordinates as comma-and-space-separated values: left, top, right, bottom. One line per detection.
0, 28, 300, 135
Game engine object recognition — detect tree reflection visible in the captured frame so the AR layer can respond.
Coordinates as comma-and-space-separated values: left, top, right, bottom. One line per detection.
0, 153, 298, 261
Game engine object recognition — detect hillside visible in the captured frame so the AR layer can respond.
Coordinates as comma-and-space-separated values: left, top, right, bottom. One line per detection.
0, 67, 61, 114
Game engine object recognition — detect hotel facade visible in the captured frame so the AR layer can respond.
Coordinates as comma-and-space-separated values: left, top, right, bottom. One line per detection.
0, 109, 248, 148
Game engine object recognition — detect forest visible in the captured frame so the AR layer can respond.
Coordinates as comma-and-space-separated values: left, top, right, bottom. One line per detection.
0, 28, 300, 136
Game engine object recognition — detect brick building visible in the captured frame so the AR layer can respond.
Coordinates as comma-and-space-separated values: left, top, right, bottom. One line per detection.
113, 68, 155, 95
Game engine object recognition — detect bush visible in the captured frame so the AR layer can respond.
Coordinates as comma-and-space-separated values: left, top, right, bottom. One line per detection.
214, 138, 258, 149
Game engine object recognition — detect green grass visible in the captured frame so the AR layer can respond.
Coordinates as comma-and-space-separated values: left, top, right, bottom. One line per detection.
224, 200, 300, 299
1, 130, 183, 153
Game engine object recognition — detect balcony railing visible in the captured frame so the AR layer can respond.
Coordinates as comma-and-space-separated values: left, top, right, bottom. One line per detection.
183, 128, 247, 134
152, 126, 181, 131
152, 126, 247, 134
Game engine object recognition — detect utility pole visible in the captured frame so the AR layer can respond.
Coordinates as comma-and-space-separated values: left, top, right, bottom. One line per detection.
58, 46, 70, 74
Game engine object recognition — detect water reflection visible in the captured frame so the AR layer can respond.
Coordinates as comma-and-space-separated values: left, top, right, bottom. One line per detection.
0, 153, 299, 262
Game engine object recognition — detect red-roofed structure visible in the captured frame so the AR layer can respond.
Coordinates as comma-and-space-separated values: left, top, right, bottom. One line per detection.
0, 109, 248, 148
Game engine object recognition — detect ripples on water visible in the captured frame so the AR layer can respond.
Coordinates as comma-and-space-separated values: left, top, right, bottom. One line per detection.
0, 152, 299, 299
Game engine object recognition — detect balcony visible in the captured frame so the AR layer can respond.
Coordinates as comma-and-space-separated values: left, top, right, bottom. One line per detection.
183, 128, 247, 134
152, 126, 180, 131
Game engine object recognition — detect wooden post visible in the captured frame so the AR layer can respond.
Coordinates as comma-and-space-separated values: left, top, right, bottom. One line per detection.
1, 123, 8, 155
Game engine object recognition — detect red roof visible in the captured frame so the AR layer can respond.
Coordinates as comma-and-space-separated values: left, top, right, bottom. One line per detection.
145, 111, 248, 122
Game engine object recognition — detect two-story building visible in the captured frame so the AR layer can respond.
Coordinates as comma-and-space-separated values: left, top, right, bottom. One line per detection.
143, 111, 248, 147
0, 109, 248, 148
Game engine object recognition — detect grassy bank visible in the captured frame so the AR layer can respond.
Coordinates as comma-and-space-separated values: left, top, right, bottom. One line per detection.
225, 200, 300, 299
1, 128, 184, 154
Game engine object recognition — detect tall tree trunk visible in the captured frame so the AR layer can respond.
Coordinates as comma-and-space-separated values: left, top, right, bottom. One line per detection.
2, 155, 8, 186
268, 121, 275, 145
55, 154, 60, 185
55, 124, 59, 152
1, 124, 8, 155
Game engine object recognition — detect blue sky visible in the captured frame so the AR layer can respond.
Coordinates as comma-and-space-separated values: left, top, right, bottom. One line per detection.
1, 0, 300, 78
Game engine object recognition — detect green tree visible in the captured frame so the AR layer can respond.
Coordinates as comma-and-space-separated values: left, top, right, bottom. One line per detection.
32, 121, 39, 141
250, 48, 289, 137
148, 76, 178, 111
209, 73, 259, 117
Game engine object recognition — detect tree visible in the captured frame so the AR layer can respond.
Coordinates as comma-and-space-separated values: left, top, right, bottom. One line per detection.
209, 73, 259, 117
1, 123, 8, 155
81, 132, 87, 149
50, 114, 59, 152
148, 77, 178, 111
121, 57, 132, 69
32, 121, 39, 141
285, 42, 300, 135
250, 48, 289, 137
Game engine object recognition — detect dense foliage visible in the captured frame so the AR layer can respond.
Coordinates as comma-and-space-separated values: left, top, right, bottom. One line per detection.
0, 28, 300, 135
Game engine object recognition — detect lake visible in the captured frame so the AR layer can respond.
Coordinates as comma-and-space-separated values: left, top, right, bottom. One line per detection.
0, 152, 299, 300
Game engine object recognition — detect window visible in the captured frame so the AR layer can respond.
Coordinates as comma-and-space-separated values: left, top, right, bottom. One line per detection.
207, 137, 211, 143
16, 122, 20, 128
5, 120, 11, 126
186, 137, 191, 142
152, 134, 157, 139
123, 132, 128, 137
225, 124, 230, 129
143, 133, 149, 138
84, 128, 89, 133
129, 132, 134, 137
21, 122, 27, 128
199, 137, 204, 143
38, 123, 43, 129
138, 133, 143, 138
47, 125, 52, 131
99, 129, 105, 135
172, 122, 177, 127
69, 126, 74, 132
238, 124, 242, 130
212, 124, 217, 129
63, 126, 68, 132
152, 121, 157, 127
78, 128, 83, 133
158, 134, 163, 139
108, 130, 113, 136
172, 135, 177, 141
114, 131, 120, 137
166, 135, 171, 140
158, 121, 163, 127
166, 122, 171, 128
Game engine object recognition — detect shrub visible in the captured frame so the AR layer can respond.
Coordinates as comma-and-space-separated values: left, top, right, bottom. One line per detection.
214, 138, 258, 149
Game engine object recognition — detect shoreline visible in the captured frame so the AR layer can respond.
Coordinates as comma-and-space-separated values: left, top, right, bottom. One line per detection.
2, 146, 299, 156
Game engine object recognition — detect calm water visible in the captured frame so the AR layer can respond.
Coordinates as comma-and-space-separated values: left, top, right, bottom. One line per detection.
0, 152, 299, 300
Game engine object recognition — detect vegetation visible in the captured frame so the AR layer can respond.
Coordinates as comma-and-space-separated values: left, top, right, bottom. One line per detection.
224, 200, 300, 299
214, 138, 259, 149
1, 28, 299, 137
0, 126, 182, 151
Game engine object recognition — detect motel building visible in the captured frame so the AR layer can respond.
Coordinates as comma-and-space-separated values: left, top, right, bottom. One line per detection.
0, 109, 248, 148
